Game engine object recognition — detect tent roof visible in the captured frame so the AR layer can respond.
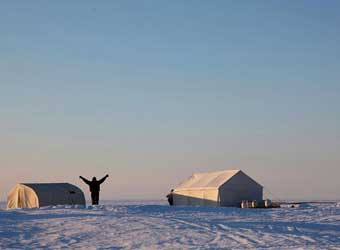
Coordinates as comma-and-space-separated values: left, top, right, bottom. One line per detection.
174, 169, 241, 190
20, 183, 82, 192
21, 183, 75, 187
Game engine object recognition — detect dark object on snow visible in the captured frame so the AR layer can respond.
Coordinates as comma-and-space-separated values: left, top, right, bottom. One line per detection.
240, 199, 281, 209
166, 189, 174, 206
80, 175, 109, 205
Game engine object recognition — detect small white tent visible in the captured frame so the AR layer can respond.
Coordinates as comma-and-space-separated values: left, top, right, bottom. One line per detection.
7, 183, 86, 209
173, 170, 262, 207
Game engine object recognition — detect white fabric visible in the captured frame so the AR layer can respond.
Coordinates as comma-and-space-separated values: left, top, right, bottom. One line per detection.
175, 170, 240, 190
7, 184, 39, 209
7, 183, 86, 209
173, 189, 219, 206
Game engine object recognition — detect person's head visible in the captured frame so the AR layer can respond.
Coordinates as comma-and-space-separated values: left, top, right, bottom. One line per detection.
170, 189, 174, 192
92, 177, 97, 181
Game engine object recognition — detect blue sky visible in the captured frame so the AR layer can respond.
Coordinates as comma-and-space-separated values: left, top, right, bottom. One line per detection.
1, 1, 339, 201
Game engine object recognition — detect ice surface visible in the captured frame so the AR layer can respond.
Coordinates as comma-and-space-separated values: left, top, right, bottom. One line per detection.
0, 201, 339, 249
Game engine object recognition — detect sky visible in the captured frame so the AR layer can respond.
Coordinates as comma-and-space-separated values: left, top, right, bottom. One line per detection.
1, 1, 340, 202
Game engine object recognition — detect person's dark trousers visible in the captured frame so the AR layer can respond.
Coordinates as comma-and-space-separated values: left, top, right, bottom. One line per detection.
91, 191, 100, 205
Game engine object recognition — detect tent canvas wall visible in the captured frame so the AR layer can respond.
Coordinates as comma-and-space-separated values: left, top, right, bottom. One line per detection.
7, 183, 86, 209
173, 170, 262, 207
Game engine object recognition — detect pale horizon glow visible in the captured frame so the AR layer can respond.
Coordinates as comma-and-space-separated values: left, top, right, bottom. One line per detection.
1, 1, 340, 202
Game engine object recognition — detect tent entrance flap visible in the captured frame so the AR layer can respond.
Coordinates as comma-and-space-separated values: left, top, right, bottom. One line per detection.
7, 184, 39, 209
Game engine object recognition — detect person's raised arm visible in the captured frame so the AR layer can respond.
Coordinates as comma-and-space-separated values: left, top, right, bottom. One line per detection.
79, 176, 91, 185
98, 174, 109, 184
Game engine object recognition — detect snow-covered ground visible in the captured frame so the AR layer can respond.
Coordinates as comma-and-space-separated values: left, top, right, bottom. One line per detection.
0, 201, 339, 249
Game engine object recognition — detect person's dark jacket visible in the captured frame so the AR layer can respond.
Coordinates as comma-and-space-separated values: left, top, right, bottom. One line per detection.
166, 191, 174, 206
80, 175, 108, 193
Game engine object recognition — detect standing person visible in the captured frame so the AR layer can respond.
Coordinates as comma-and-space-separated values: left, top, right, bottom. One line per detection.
79, 174, 109, 205
166, 189, 174, 206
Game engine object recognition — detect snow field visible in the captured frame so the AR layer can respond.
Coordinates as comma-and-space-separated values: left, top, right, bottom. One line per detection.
0, 201, 339, 249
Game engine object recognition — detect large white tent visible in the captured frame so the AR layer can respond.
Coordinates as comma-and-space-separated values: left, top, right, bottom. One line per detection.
7, 183, 86, 209
172, 170, 263, 207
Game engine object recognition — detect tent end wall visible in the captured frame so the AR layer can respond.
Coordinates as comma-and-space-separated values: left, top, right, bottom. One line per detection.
7, 184, 39, 209
219, 171, 263, 207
